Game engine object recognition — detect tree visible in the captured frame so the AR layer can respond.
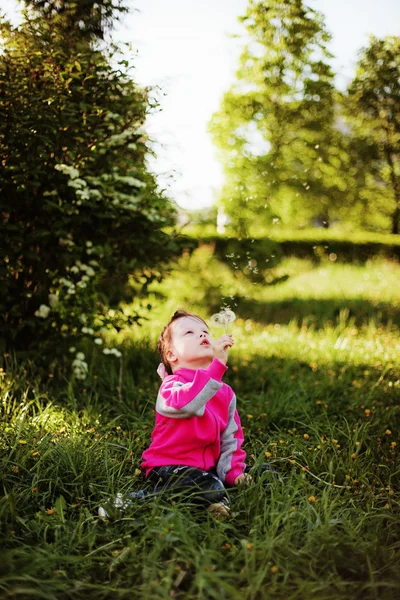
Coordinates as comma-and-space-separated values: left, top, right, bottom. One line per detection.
23, 0, 128, 38
209, 0, 350, 233
0, 7, 180, 360
345, 36, 400, 234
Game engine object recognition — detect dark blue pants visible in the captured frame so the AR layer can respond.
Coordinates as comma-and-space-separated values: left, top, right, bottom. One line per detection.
147, 463, 275, 508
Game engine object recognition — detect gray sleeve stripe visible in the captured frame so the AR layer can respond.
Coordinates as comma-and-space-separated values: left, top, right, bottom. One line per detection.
216, 394, 238, 481
156, 378, 223, 419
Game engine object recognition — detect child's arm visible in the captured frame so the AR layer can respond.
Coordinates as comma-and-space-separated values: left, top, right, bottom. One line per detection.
216, 392, 246, 486
155, 358, 227, 418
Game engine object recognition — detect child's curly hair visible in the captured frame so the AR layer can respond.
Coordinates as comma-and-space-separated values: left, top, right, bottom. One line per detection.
157, 310, 208, 375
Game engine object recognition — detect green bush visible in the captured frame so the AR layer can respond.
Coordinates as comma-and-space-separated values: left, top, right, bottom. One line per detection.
0, 12, 181, 361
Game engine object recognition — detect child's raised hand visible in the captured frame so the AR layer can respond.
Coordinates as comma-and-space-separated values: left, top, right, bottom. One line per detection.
212, 334, 234, 365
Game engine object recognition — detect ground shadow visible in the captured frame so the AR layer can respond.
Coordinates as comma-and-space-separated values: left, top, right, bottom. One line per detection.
209, 296, 400, 329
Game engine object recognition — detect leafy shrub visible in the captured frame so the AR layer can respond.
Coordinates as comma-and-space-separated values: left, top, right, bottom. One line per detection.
0, 11, 181, 361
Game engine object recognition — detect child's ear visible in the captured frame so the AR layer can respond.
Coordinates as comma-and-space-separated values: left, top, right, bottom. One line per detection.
166, 349, 177, 365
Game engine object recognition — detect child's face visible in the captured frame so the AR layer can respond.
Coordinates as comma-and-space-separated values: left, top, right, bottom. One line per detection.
167, 316, 214, 371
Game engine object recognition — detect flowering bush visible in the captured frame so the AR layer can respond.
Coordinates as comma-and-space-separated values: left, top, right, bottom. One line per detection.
0, 10, 182, 363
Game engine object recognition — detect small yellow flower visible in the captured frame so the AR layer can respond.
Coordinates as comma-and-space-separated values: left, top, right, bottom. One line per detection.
32, 487, 38, 493
351, 453, 357, 460
46, 508, 55, 515
247, 414, 253, 419
11, 465, 19, 473
31, 451, 39, 457
271, 565, 279, 574
303, 433, 310, 440
265, 451, 272, 459
385, 430, 392, 436
308, 496, 316, 503
134, 468, 142, 477
364, 409, 371, 417
19, 440, 27, 445
246, 543, 253, 551
390, 441, 397, 449
221, 543, 232, 550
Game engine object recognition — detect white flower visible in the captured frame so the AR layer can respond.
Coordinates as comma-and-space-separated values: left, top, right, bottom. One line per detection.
85, 267, 95, 277
48, 294, 59, 308
86, 241, 93, 247
70, 266, 79, 274
94, 338, 103, 345
60, 277, 74, 287
81, 327, 89, 334
72, 351, 88, 381
34, 304, 51, 319
103, 348, 111, 355
77, 281, 87, 289
55, 164, 80, 179
110, 348, 122, 358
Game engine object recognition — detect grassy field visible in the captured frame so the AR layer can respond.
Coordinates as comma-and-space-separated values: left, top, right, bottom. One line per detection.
1, 249, 400, 599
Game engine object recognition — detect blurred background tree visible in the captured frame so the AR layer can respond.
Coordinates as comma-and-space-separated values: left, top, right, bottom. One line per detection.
209, 0, 400, 235
0, 1, 180, 361
344, 36, 400, 234
209, 0, 344, 234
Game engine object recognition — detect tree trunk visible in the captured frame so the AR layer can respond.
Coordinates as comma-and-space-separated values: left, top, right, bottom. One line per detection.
392, 206, 400, 235
383, 143, 400, 235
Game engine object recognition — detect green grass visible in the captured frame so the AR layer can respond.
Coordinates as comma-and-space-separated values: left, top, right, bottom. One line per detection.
1, 251, 400, 599
181, 223, 400, 245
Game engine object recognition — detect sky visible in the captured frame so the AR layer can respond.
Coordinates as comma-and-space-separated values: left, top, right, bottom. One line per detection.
2, 0, 400, 210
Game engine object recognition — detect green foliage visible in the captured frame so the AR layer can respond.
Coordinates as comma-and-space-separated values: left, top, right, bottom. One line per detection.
0, 10, 180, 361
23, 0, 129, 39
345, 36, 400, 234
210, 2, 400, 234
209, 0, 352, 233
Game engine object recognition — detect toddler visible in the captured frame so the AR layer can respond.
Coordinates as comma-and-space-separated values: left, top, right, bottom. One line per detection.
140, 309, 251, 516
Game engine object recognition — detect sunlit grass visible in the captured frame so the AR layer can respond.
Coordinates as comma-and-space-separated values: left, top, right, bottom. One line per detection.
1, 250, 400, 599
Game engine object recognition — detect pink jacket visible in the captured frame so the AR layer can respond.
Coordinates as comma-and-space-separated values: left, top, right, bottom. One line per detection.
141, 358, 246, 486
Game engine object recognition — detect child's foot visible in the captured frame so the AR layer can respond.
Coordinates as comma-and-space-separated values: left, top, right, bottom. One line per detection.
207, 501, 230, 518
